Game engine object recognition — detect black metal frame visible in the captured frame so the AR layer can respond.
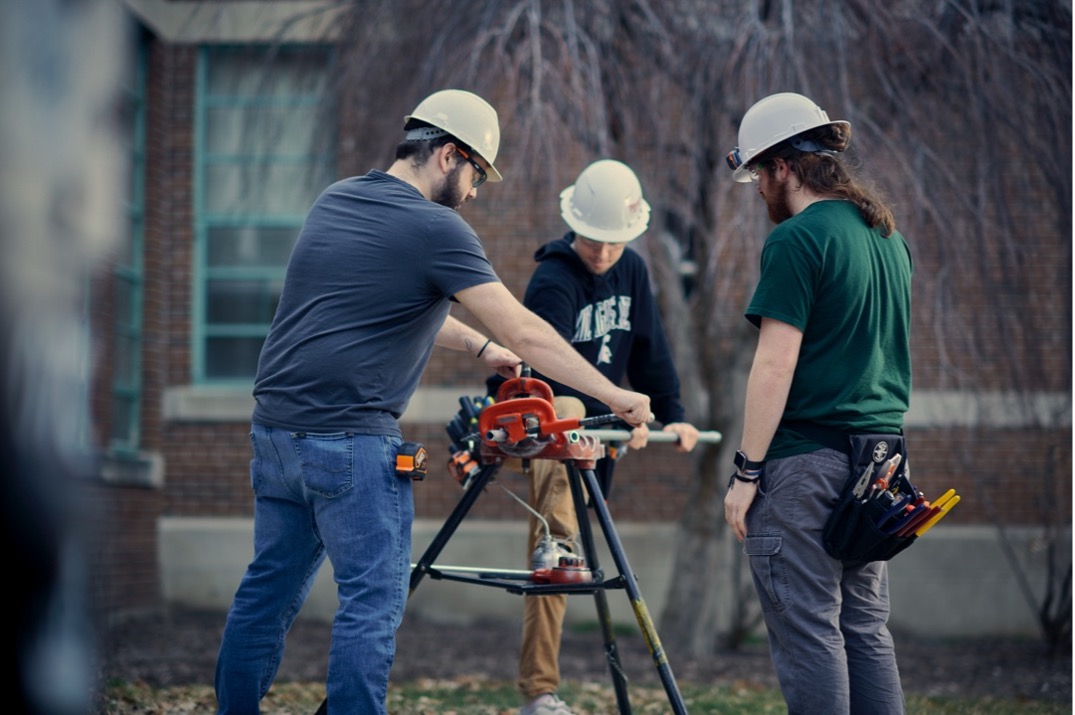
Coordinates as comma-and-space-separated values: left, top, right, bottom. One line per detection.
407, 457, 689, 715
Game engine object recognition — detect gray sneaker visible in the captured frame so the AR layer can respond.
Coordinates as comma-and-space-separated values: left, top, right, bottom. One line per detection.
519, 692, 577, 715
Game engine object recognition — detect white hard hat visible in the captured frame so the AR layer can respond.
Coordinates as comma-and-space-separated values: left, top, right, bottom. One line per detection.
727, 92, 850, 183
559, 160, 651, 243
404, 89, 503, 182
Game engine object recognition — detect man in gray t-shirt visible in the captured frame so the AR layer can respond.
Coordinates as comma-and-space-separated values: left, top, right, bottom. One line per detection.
253, 170, 502, 436
215, 90, 653, 715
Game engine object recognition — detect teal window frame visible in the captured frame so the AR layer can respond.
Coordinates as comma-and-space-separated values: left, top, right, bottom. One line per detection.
110, 30, 148, 453
192, 44, 336, 385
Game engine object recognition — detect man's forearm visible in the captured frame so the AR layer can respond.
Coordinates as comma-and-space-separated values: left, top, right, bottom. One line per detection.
455, 282, 619, 401
741, 362, 791, 462
435, 315, 488, 356
507, 313, 624, 406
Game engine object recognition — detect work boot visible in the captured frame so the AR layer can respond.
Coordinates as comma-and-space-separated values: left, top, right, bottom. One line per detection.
519, 692, 577, 715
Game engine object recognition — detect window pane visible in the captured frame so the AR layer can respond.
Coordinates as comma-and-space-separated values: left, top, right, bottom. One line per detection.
208, 226, 297, 268
207, 279, 281, 324
115, 215, 136, 266
204, 162, 331, 215
206, 49, 332, 97
206, 337, 266, 379
110, 395, 134, 444
113, 333, 137, 386
114, 278, 135, 325
205, 105, 335, 156
199, 45, 334, 383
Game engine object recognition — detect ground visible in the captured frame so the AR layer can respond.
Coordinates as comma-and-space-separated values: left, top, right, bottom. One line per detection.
96, 606, 1071, 705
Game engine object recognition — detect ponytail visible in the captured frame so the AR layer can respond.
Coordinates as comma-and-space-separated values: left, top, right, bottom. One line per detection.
764, 125, 896, 236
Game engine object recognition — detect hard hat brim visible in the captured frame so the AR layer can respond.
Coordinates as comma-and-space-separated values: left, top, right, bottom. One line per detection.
559, 185, 650, 243
483, 160, 503, 183
732, 164, 755, 183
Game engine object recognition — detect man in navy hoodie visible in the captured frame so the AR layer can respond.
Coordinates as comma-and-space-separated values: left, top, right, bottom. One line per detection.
492, 160, 699, 715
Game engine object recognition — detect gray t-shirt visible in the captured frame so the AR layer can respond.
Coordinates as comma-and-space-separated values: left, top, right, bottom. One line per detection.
252, 170, 499, 436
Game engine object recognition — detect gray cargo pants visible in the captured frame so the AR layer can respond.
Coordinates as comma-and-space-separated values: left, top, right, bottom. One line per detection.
744, 448, 905, 715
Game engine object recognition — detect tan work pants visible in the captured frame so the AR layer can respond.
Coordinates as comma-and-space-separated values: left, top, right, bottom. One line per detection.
516, 396, 586, 699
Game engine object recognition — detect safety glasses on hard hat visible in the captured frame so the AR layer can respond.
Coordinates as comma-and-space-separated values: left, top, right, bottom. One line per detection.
725, 148, 744, 172
455, 147, 488, 188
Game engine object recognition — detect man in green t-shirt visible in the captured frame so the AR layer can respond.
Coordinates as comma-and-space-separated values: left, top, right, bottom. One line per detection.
723, 93, 913, 714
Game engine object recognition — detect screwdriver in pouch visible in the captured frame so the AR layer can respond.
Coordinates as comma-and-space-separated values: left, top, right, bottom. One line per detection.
886, 502, 927, 535
876, 493, 914, 529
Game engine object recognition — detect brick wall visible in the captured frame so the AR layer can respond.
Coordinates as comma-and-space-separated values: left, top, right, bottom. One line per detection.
135, 42, 1075, 524
88, 36, 1071, 624
908, 426, 1072, 527
153, 417, 1074, 527
81, 481, 162, 619
85, 40, 200, 617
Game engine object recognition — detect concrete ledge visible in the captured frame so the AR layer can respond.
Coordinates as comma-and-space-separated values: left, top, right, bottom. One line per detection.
99, 449, 164, 489
906, 391, 1071, 428
163, 386, 1072, 428
161, 385, 488, 424
159, 517, 1066, 638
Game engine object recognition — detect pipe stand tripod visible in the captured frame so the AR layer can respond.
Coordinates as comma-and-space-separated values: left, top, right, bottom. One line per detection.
409, 375, 690, 715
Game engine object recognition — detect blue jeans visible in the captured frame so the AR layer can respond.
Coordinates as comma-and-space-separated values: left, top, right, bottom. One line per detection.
215, 423, 413, 715
744, 448, 905, 715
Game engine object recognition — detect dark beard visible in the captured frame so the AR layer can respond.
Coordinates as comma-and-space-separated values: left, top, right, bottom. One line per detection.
431, 164, 466, 210
765, 182, 793, 224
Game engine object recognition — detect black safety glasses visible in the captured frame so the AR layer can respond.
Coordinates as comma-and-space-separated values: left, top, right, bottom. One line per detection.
456, 147, 488, 188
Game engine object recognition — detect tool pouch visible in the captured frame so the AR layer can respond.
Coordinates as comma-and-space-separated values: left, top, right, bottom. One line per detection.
821, 434, 918, 563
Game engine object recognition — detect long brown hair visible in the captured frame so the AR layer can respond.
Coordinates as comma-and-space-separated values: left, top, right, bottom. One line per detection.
758, 124, 897, 236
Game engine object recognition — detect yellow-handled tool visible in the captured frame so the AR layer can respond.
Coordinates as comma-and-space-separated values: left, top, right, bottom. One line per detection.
915, 494, 960, 536
931, 488, 957, 509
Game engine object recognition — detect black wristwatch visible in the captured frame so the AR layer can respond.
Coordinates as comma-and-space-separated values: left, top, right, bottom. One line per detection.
734, 450, 765, 473
728, 450, 764, 489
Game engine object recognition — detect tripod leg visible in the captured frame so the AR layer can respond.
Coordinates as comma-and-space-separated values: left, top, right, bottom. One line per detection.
410, 462, 499, 592
566, 463, 632, 715
577, 465, 690, 715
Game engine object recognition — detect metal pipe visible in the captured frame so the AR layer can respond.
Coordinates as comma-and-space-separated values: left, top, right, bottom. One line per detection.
582, 429, 723, 444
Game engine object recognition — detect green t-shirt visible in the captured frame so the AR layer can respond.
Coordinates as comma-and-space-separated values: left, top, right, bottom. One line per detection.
746, 200, 913, 460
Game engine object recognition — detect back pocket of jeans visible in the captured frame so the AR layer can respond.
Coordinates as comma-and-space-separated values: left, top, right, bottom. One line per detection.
291, 432, 354, 498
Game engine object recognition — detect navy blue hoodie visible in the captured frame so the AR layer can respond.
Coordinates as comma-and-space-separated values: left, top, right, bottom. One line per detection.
489, 233, 685, 425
